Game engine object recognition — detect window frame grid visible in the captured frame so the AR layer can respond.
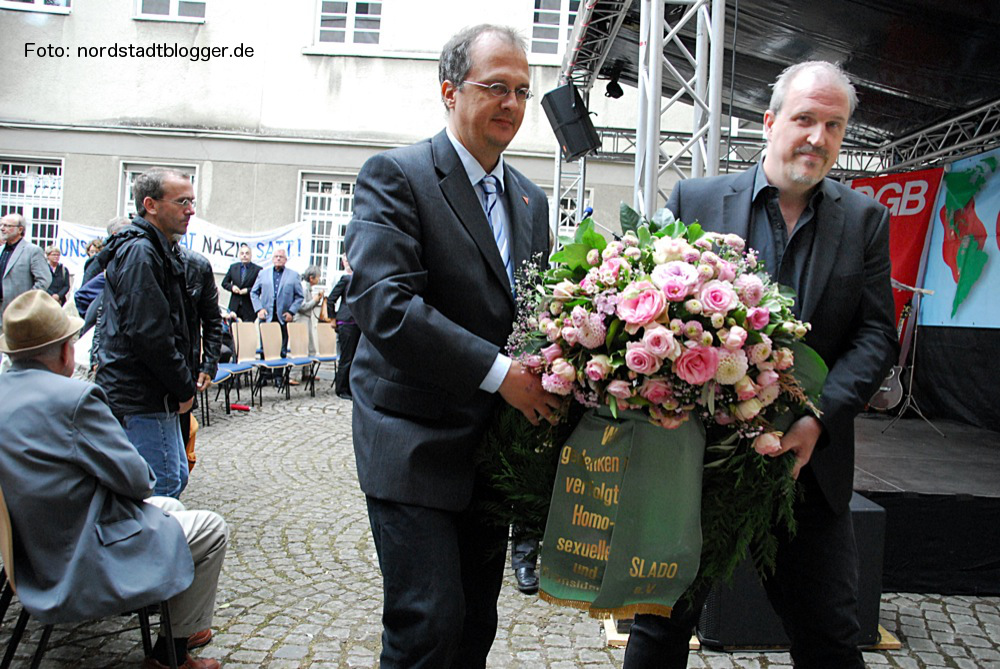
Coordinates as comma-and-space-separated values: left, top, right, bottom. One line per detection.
118, 161, 198, 220
133, 0, 206, 23
0, 157, 64, 246
314, 0, 382, 51
297, 172, 356, 283
0, 0, 71, 15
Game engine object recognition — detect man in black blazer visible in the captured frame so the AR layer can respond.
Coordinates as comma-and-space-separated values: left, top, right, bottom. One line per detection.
623, 62, 897, 669
221, 243, 261, 321
345, 24, 561, 669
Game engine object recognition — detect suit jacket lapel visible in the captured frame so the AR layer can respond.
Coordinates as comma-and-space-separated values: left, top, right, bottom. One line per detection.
800, 181, 845, 321
432, 131, 514, 303
4, 243, 24, 279
720, 169, 755, 240
503, 170, 533, 286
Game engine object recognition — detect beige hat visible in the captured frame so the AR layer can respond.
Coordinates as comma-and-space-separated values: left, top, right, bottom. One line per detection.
0, 290, 85, 355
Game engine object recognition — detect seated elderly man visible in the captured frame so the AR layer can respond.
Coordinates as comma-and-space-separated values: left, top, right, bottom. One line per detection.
0, 290, 227, 669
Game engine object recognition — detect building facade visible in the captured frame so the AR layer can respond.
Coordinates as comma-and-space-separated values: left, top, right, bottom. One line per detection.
1, 0, 640, 283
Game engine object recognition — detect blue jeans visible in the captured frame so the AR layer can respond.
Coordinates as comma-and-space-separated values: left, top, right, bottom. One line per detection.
122, 412, 188, 498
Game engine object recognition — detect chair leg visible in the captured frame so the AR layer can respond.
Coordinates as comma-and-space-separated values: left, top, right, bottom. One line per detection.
28, 624, 52, 669
1, 609, 30, 669
138, 605, 154, 656
0, 577, 12, 623
160, 601, 179, 669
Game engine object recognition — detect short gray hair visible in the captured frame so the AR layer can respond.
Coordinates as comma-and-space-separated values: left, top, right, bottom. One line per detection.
1, 213, 25, 230
302, 265, 321, 281
106, 216, 131, 236
438, 25, 526, 111
133, 168, 188, 217
9, 336, 71, 363
769, 61, 857, 118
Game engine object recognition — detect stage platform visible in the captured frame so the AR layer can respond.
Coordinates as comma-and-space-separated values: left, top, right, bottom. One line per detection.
854, 412, 1000, 594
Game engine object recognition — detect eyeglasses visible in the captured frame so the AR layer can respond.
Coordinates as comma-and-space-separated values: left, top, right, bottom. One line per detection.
461, 80, 533, 102
156, 197, 196, 207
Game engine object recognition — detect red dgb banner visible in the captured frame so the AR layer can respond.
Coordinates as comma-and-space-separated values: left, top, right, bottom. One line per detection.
850, 168, 944, 325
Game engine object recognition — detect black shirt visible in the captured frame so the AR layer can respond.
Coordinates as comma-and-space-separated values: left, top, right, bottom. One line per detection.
748, 163, 824, 318
0, 240, 21, 300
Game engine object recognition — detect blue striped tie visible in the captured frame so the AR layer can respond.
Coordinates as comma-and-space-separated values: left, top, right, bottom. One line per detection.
480, 175, 512, 286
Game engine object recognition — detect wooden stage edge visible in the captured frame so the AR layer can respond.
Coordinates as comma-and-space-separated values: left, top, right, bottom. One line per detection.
602, 617, 903, 652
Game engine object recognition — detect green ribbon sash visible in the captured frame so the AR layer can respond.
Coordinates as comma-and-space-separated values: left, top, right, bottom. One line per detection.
539, 409, 707, 618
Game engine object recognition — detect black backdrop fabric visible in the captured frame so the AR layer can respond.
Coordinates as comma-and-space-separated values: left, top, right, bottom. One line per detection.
913, 326, 1000, 433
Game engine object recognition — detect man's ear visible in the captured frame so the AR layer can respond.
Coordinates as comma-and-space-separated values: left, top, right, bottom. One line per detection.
762, 110, 775, 141
441, 80, 458, 112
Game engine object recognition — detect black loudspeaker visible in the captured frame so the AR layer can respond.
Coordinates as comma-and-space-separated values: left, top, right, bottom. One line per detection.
541, 83, 601, 161
696, 492, 886, 649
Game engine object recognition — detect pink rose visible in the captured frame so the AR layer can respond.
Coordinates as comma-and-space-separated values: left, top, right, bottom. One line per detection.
651, 261, 699, 290
774, 347, 795, 370
541, 343, 562, 364
616, 281, 666, 329
756, 369, 779, 387
639, 378, 673, 405
673, 345, 719, 385
714, 409, 736, 426
585, 355, 612, 381
561, 326, 579, 346
733, 398, 763, 421
552, 280, 576, 299
717, 260, 737, 282
642, 326, 675, 358
752, 432, 783, 456
746, 307, 771, 330
606, 379, 633, 400
625, 341, 662, 375
599, 256, 629, 284
659, 276, 692, 302
724, 325, 748, 351
551, 358, 577, 382
699, 280, 738, 314
520, 354, 543, 370
734, 374, 758, 400
542, 372, 574, 396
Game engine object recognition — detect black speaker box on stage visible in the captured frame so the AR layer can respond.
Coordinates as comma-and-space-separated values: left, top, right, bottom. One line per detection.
541, 83, 601, 162
696, 492, 886, 649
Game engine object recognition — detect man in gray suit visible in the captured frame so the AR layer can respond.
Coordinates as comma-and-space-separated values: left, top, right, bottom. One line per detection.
345, 24, 561, 669
0, 213, 50, 328
623, 62, 898, 669
250, 247, 303, 356
0, 290, 227, 669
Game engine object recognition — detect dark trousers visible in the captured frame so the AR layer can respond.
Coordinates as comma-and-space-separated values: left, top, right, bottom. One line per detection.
624, 469, 864, 669
335, 322, 360, 397
271, 314, 289, 357
365, 495, 508, 669
510, 525, 538, 570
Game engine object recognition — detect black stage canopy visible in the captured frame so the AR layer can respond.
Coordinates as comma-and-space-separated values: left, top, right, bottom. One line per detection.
576, 0, 1000, 146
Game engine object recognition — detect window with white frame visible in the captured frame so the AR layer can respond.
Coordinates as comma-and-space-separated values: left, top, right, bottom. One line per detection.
316, 1, 381, 46
531, 0, 579, 56
119, 162, 197, 219
298, 174, 355, 282
0, 0, 71, 14
135, 0, 205, 21
0, 158, 63, 247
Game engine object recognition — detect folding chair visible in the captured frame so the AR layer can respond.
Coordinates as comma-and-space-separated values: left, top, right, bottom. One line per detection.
0, 484, 179, 669
257, 323, 294, 400
314, 324, 339, 392
286, 322, 317, 397
226, 322, 263, 408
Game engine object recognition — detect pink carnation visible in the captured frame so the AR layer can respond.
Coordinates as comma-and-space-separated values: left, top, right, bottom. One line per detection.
774, 347, 795, 370
734, 274, 764, 307
625, 341, 662, 375
673, 345, 719, 385
542, 372, 574, 395
699, 280, 738, 314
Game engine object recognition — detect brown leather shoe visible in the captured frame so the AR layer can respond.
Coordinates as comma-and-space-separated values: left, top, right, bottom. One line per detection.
142, 654, 220, 669
187, 628, 212, 650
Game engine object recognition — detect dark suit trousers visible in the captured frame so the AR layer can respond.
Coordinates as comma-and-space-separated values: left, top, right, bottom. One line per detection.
334, 322, 360, 397
624, 469, 864, 669
366, 494, 508, 669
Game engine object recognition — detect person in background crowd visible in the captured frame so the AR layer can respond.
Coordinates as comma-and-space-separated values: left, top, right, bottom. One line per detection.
326, 256, 359, 400
622, 61, 897, 669
0, 213, 50, 328
250, 247, 303, 358
44, 245, 71, 306
221, 243, 261, 322
96, 167, 197, 499
294, 265, 324, 384
0, 290, 227, 669
344, 24, 559, 668
82, 237, 105, 279
76, 217, 133, 330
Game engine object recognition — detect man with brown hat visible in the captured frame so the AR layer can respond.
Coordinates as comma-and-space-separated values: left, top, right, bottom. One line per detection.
0, 290, 227, 669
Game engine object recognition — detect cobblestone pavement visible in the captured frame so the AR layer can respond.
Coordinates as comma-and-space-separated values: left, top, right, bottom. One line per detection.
2, 383, 998, 667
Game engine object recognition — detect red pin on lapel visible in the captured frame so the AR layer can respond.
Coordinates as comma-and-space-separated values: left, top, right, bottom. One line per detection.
522, 195, 530, 205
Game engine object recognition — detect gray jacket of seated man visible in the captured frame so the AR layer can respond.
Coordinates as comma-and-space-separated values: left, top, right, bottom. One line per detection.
0, 359, 223, 627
